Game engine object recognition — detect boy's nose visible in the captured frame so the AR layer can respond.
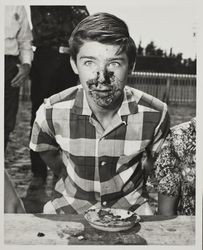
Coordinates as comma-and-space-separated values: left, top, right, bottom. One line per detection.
97, 71, 105, 82
97, 65, 110, 82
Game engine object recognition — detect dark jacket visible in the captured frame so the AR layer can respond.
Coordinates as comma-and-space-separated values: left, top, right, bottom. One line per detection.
30, 6, 89, 47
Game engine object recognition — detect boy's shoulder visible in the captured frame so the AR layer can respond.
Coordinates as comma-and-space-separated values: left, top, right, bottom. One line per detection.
43, 85, 82, 109
126, 86, 167, 112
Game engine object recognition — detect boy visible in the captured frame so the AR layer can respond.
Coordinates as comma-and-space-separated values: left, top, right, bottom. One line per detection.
30, 12, 170, 214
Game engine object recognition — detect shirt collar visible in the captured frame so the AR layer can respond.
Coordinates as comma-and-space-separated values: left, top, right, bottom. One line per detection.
71, 85, 139, 116
71, 85, 92, 115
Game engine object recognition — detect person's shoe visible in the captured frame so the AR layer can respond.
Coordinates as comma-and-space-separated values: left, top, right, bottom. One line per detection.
29, 176, 46, 189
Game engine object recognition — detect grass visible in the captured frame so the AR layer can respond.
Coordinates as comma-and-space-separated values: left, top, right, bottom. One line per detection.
168, 104, 196, 127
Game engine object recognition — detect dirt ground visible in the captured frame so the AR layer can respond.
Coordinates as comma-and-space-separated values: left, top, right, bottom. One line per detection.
4, 100, 196, 213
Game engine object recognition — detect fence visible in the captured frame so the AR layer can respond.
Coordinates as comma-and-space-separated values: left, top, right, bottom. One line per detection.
20, 72, 196, 105
128, 72, 196, 105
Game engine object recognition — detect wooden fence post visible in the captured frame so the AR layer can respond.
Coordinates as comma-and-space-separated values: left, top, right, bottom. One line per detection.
163, 76, 171, 105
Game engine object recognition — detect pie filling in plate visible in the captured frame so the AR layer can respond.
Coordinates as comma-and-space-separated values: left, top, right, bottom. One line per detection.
84, 208, 141, 232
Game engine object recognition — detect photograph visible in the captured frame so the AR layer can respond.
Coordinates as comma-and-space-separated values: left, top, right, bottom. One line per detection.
2, 0, 201, 248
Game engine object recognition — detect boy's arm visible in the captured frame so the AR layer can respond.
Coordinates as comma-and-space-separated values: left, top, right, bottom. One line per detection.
30, 102, 64, 176
151, 103, 170, 158
144, 103, 170, 176
39, 150, 66, 177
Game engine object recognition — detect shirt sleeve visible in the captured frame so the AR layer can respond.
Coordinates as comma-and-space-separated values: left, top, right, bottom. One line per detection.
152, 133, 181, 197
17, 6, 33, 65
29, 103, 59, 152
149, 103, 170, 158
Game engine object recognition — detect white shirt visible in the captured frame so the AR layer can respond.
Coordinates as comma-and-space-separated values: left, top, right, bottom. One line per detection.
5, 6, 33, 65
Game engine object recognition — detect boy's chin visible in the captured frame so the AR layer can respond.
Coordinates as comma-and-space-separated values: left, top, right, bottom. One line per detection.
94, 100, 114, 108
93, 97, 121, 110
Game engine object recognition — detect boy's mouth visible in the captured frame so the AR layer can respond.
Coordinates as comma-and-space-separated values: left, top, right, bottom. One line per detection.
91, 85, 112, 91
86, 71, 115, 89
90, 87, 113, 98
87, 81, 113, 92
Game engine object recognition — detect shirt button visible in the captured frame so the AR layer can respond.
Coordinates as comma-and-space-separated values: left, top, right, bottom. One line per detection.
101, 161, 106, 166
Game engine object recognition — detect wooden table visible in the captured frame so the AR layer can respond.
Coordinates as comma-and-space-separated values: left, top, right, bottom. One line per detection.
4, 214, 195, 245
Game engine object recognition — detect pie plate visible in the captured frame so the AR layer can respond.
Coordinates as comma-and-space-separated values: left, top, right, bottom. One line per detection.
84, 208, 141, 232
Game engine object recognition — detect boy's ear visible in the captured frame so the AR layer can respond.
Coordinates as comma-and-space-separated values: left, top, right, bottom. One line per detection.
70, 57, 78, 74
129, 61, 136, 74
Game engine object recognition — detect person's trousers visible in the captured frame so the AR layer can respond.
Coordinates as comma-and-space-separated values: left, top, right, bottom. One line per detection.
5, 56, 20, 149
30, 47, 78, 179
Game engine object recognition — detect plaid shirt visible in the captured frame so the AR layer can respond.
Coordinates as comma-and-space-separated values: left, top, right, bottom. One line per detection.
30, 85, 170, 214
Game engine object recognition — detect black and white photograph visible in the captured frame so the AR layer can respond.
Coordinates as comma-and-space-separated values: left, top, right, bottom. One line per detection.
2, 0, 202, 248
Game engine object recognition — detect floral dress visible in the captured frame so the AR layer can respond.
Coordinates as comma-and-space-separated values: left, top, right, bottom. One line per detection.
150, 118, 196, 215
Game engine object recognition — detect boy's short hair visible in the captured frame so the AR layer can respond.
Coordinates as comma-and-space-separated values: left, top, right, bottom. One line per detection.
69, 12, 136, 71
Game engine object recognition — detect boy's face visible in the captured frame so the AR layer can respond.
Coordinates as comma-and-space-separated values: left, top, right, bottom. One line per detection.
70, 41, 129, 109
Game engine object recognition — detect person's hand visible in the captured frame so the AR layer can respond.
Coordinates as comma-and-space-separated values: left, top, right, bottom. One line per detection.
11, 63, 30, 88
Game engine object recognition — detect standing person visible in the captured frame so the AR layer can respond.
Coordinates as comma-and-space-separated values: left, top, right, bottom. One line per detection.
30, 12, 170, 214
151, 118, 196, 215
5, 5, 33, 149
29, 6, 89, 188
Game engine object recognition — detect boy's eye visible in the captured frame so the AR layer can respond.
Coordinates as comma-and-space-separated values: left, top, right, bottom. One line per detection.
84, 61, 94, 66
109, 62, 120, 67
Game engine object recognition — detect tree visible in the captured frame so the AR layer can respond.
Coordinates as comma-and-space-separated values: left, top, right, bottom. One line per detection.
137, 41, 144, 56
156, 48, 163, 57
134, 41, 196, 74
145, 41, 156, 56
